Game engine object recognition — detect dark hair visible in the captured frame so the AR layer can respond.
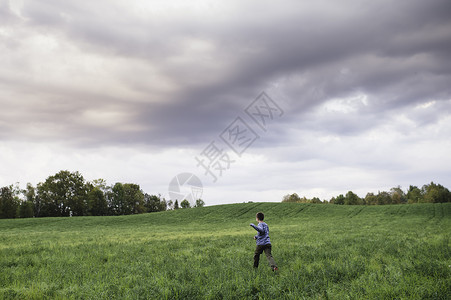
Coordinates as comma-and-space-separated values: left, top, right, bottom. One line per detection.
256, 212, 264, 221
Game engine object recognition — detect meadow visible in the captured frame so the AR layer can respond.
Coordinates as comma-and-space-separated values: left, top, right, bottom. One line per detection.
0, 202, 450, 299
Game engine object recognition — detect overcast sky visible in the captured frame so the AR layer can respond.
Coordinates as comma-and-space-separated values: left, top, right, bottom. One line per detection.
1, 0, 450, 205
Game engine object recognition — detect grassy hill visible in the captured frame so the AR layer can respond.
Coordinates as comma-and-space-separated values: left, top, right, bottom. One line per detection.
1, 202, 450, 299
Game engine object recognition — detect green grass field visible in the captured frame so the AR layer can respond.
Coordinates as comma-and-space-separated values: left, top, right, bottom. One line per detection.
1, 203, 450, 299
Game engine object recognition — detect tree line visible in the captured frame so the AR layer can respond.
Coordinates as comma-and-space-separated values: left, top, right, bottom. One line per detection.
0, 170, 205, 219
282, 182, 451, 205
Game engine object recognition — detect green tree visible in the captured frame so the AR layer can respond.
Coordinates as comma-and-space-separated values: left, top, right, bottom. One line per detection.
299, 196, 310, 203
37, 180, 56, 217
390, 186, 406, 204
180, 199, 191, 208
194, 199, 205, 208
332, 194, 345, 205
144, 194, 167, 212
109, 183, 144, 215
406, 185, 423, 203
282, 193, 301, 203
91, 179, 108, 191
23, 183, 35, 202
422, 182, 451, 203
19, 200, 34, 218
88, 187, 108, 216
0, 186, 19, 218
123, 184, 145, 214
344, 191, 362, 205
22, 183, 38, 217
375, 191, 392, 205
166, 200, 174, 210
110, 183, 125, 215
364, 192, 377, 205
37, 171, 89, 217
311, 197, 322, 204
87, 179, 110, 216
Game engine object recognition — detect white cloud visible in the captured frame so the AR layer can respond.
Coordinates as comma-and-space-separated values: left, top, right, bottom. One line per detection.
321, 94, 368, 114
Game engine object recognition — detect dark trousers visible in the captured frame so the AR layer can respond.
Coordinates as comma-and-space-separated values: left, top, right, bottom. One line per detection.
254, 244, 277, 268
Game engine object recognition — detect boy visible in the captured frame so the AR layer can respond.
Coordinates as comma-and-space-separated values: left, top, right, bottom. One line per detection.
250, 212, 278, 271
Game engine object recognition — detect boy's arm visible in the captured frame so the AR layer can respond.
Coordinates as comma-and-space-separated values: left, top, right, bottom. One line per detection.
250, 223, 264, 234
250, 223, 259, 239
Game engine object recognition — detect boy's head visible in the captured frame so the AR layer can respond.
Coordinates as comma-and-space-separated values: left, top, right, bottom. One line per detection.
256, 212, 264, 222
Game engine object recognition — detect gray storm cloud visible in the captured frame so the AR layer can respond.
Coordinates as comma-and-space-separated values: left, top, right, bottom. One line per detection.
0, 0, 450, 148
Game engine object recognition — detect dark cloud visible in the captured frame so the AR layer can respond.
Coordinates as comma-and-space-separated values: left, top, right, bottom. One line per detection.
1, 0, 450, 149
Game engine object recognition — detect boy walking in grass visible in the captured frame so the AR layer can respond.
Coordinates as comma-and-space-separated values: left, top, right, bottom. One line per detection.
250, 212, 278, 271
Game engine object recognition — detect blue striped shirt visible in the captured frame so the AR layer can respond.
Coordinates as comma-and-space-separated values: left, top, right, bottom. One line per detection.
250, 222, 271, 245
